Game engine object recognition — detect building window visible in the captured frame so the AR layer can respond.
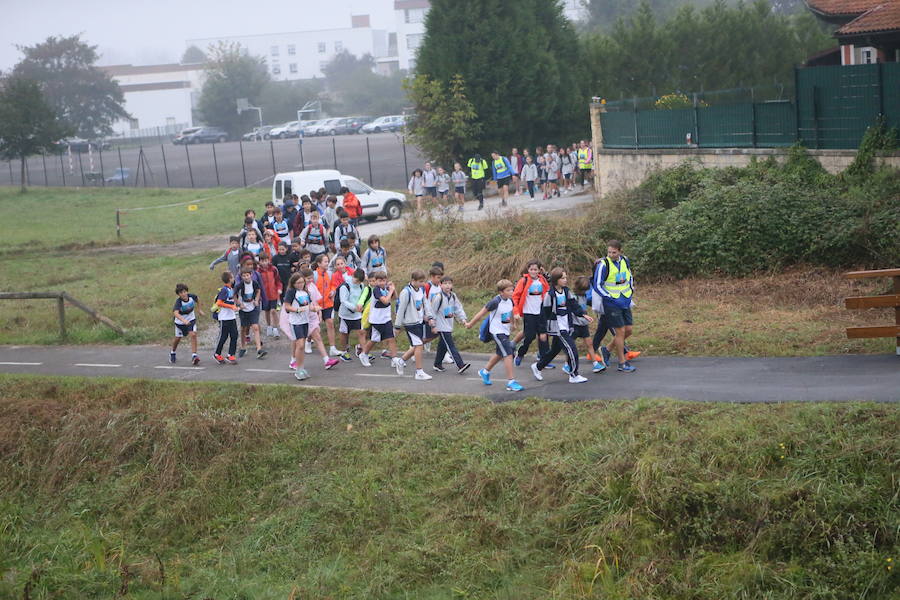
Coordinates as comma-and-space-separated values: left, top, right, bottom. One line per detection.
319, 61, 327, 72
271, 45, 279, 56
335, 41, 343, 52
287, 44, 296, 55
272, 65, 281, 75
289, 63, 298, 74
860, 47, 875, 64
405, 8, 427, 23
318, 42, 326, 53
406, 33, 424, 52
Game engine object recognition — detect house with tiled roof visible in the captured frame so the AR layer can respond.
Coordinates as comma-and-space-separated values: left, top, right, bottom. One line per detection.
805, 0, 900, 65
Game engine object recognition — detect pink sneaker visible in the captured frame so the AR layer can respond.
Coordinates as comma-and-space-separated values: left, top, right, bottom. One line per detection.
324, 358, 340, 370
289, 359, 297, 370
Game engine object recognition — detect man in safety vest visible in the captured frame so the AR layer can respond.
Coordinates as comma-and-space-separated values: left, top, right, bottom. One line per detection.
467, 154, 489, 210
590, 239, 636, 372
490, 150, 514, 207
577, 140, 593, 191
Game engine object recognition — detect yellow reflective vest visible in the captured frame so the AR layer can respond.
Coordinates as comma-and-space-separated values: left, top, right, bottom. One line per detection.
577, 148, 593, 169
467, 158, 488, 180
603, 257, 632, 299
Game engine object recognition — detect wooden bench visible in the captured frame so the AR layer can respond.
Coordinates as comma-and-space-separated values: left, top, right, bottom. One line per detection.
844, 268, 900, 355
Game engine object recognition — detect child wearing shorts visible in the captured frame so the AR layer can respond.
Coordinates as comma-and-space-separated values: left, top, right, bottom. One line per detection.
171, 283, 203, 365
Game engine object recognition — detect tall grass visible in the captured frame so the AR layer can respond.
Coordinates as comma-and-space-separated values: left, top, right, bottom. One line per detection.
1, 375, 897, 599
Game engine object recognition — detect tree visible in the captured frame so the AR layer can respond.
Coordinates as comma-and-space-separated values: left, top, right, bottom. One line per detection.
197, 42, 270, 136
257, 79, 325, 125
0, 76, 69, 191
12, 35, 129, 140
416, 0, 586, 152
405, 74, 481, 166
181, 45, 208, 64
322, 51, 406, 116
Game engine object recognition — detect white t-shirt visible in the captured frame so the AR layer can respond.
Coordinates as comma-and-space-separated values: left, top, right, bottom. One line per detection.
368, 286, 393, 325
285, 288, 311, 325
239, 281, 257, 312
523, 277, 544, 315
553, 290, 569, 332
485, 296, 514, 336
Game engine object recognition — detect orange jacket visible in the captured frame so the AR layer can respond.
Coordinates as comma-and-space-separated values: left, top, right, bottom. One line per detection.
257, 264, 282, 302
330, 267, 354, 293
260, 232, 282, 260
342, 192, 362, 219
512, 274, 549, 316
313, 266, 334, 309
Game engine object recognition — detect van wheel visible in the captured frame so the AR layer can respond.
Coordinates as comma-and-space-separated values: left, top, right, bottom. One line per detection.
383, 201, 402, 220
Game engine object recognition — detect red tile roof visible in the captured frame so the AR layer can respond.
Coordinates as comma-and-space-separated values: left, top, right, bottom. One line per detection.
836, 1, 900, 33
806, 0, 885, 16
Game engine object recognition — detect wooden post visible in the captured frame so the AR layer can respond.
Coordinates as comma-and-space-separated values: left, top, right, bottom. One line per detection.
895, 276, 899, 356
116, 208, 121, 239
57, 295, 66, 340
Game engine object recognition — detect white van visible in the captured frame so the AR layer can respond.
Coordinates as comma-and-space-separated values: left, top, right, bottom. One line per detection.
272, 169, 405, 221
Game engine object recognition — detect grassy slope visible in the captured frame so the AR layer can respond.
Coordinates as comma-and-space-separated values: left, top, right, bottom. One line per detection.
1, 375, 897, 599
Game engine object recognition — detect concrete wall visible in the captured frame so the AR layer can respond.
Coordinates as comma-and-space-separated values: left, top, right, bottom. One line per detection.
591, 148, 900, 197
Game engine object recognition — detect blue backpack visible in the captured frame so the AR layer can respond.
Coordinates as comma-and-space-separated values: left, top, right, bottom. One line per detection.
478, 296, 499, 343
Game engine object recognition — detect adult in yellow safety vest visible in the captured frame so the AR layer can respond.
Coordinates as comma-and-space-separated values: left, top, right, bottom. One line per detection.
467, 154, 489, 210
577, 140, 593, 191
590, 239, 636, 372
490, 151, 514, 207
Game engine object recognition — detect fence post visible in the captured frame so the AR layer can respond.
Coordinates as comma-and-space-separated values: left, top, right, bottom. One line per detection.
632, 97, 639, 149
98, 147, 106, 187
270, 139, 277, 176
239, 140, 247, 187
366, 136, 373, 185
877, 62, 884, 116
7, 160, 12, 185
332, 138, 338, 169
116, 208, 121, 239
299, 139, 305, 171
157, 126, 163, 146
117, 147, 125, 187
77, 151, 86, 186
812, 85, 820, 150
402, 136, 409, 183
59, 153, 66, 186
185, 144, 194, 188
57, 295, 66, 340
161, 145, 170, 187
750, 102, 757, 148
41, 153, 48, 186
212, 143, 220, 186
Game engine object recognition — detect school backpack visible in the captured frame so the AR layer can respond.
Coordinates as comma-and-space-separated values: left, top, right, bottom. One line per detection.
478, 295, 500, 343
304, 224, 326, 245
332, 282, 349, 316
210, 286, 222, 321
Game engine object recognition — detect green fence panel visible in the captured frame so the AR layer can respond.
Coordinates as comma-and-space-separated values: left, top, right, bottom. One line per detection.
636, 108, 694, 148
754, 101, 797, 147
697, 104, 753, 147
881, 62, 900, 132
797, 64, 881, 149
600, 111, 637, 148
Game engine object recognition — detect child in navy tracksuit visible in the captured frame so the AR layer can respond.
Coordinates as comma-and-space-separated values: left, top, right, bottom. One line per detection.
531, 267, 592, 384
430, 276, 470, 374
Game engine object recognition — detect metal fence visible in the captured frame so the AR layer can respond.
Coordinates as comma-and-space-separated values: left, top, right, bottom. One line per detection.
1, 133, 425, 191
600, 64, 900, 150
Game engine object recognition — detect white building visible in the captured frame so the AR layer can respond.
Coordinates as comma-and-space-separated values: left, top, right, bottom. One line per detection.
393, 0, 429, 72
100, 63, 206, 136
187, 17, 389, 81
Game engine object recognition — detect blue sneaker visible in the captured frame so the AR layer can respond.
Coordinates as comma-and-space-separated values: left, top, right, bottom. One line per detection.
601, 346, 611, 365
562, 363, 572, 374
514, 354, 522, 367
545, 363, 556, 370
478, 368, 492, 386
506, 380, 524, 392
592, 361, 607, 373
617, 361, 636, 373
169, 352, 176, 364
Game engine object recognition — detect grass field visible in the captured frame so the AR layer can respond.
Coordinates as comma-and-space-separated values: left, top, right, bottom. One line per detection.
1, 375, 896, 599
0, 186, 893, 355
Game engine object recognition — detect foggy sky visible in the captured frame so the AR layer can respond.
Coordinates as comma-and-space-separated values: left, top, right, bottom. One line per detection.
0, 0, 397, 71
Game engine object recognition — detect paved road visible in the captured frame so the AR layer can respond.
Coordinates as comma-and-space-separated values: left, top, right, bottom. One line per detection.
1, 345, 896, 403
4, 133, 426, 191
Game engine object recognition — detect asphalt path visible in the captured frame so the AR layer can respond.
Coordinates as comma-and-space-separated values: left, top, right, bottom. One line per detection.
5, 133, 425, 191
0, 345, 896, 403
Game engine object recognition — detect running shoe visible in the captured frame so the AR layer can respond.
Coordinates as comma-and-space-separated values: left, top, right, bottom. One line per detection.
458, 363, 471, 374
329, 346, 343, 357
214, 354, 226, 365
568, 374, 588, 384
169, 352, 176, 364
415, 370, 433, 381
478, 368, 492, 385
305, 341, 312, 354
257, 349, 268, 359
244, 335, 251, 344
324, 358, 340, 370
443, 354, 455, 364
294, 369, 309, 381
601, 346, 611, 365
530, 363, 544, 381
273, 329, 280, 339
191, 355, 200, 366
237, 348, 247, 358
381, 349, 392, 359
562, 363, 572, 374
359, 353, 371, 367
506, 380, 524, 392
592, 361, 606, 373
355, 344, 362, 357
545, 363, 556, 370
617, 362, 636, 373
433, 364, 446, 372
625, 350, 642, 361
289, 358, 297, 370
514, 354, 523, 367
339, 352, 353, 362
226, 355, 238, 365
392, 357, 405, 375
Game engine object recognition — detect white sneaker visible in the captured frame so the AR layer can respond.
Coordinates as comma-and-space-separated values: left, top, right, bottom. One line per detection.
415, 370, 432, 381
273, 329, 280, 339
531, 363, 544, 381
305, 340, 312, 354
359, 353, 371, 367
424, 342, 432, 353
392, 357, 405, 375
569, 374, 588, 384
329, 346, 342, 356
443, 354, 455, 364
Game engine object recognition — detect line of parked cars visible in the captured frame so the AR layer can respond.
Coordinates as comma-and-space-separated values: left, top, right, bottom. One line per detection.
172, 126, 229, 145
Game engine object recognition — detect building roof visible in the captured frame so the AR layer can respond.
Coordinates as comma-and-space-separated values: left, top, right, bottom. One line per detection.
805, 0, 884, 17
836, 0, 900, 33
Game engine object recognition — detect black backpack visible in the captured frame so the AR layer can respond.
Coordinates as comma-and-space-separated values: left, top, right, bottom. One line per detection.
333, 282, 349, 315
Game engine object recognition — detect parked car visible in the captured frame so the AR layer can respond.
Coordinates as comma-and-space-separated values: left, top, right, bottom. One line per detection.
272, 169, 404, 221
301, 119, 326, 136
242, 125, 274, 141
105, 168, 131, 184
173, 126, 228, 144
360, 115, 405, 134
308, 118, 343, 136
270, 121, 303, 139
328, 116, 373, 135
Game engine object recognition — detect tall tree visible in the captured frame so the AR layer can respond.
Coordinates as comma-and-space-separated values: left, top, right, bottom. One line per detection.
322, 51, 406, 116
197, 42, 270, 136
405, 74, 481, 166
12, 35, 129, 140
257, 79, 325, 125
0, 76, 69, 191
181, 45, 207, 64
416, 0, 587, 151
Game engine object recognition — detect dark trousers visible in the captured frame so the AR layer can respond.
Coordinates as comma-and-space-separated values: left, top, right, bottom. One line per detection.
526, 181, 535, 198
434, 331, 464, 368
517, 314, 550, 360
215, 319, 238, 356
472, 178, 485, 204
537, 331, 579, 376
591, 315, 619, 353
